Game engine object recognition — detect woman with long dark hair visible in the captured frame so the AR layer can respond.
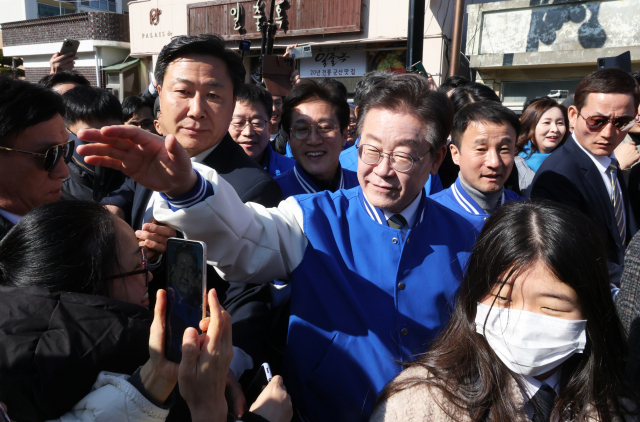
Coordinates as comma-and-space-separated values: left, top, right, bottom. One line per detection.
371, 200, 638, 422
514, 100, 569, 197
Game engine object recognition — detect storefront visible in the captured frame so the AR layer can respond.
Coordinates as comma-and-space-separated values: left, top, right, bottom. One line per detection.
127, 0, 461, 96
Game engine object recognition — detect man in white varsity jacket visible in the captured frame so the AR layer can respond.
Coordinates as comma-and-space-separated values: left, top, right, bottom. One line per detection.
77, 74, 477, 422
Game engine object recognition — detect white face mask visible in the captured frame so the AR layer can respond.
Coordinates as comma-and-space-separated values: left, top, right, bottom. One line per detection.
475, 302, 587, 377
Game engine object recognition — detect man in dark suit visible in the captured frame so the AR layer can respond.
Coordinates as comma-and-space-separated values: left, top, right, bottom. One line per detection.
532, 68, 640, 282
0, 78, 71, 241
100, 35, 282, 416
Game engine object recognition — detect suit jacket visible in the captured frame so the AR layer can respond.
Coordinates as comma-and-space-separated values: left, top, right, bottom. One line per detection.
102, 133, 283, 393
617, 231, 640, 391
531, 136, 638, 281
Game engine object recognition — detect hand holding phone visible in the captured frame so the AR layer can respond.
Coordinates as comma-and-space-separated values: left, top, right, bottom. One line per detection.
245, 362, 274, 404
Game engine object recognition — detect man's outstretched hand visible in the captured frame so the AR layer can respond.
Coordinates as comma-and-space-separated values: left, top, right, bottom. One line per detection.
76, 126, 197, 198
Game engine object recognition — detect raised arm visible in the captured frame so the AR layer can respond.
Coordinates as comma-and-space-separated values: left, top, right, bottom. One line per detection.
154, 163, 307, 284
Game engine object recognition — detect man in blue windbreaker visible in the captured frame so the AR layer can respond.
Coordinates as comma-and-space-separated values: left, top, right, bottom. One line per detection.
431, 101, 524, 234
77, 73, 477, 422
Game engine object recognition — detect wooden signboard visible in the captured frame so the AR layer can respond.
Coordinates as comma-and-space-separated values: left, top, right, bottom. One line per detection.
188, 0, 362, 41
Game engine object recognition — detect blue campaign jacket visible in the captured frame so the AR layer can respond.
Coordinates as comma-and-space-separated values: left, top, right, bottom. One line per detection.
339, 138, 444, 196
430, 177, 524, 233
274, 162, 359, 199
260, 144, 296, 178
285, 186, 476, 422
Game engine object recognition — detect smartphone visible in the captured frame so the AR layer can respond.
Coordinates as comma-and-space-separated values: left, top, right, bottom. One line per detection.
60, 39, 80, 56
245, 362, 273, 404
164, 238, 207, 363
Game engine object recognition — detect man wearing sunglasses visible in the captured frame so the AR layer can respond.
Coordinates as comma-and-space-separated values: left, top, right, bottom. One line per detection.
0, 77, 72, 240
532, 68, 640, 283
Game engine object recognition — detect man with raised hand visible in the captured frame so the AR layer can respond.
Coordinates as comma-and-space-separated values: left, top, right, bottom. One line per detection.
77, 73, 476, 422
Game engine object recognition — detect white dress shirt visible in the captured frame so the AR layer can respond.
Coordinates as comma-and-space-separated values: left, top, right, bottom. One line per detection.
365, 190, 423, 240
521, 369, 561, 420
574, 135, 626, 230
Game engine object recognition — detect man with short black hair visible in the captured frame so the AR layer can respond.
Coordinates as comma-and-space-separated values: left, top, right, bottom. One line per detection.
38, 70, 90, 95
0, 77, 71, 239
122, 95, 158, 135
274, 79, 358, 198
61, 86, 126, 202
431, 101, 523, 233
77, 73, 476, 421
230, 84, 295, 177
532, 68, 640, 282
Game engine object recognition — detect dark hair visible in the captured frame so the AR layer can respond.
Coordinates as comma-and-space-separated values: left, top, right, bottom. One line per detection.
236, 83, 273, 119
451, 101, 521, 149
437, 75, 472, 96
357, 73, 454, 152
62, 85, 123, 127
154, 34, 246, 96
318, 77, 348, 102
38, 70, 90, 90
378, 200, 638, 422
574, 68, 640, 112
450, 82, 501, 114
522, 95, 553, 113
0, 201, 123, 297
0, 77, 66, 147
632, 71, 640, 86
122, 95, 155, 122
353, 71, 393, 107
516, 99, 569, 154
281, 79, 350, 133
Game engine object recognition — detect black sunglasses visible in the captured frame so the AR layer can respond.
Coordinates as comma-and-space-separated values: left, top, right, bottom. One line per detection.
0, 139, 75, 172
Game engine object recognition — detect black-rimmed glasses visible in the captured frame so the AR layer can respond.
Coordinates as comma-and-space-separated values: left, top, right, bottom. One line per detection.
104, 247, 150, 287
0, 139, 75, 172
578, 113, 637, 132
358, 143, 430, 173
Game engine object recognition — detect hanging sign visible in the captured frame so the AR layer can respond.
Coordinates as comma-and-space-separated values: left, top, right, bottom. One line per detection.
299, 50, 366, 78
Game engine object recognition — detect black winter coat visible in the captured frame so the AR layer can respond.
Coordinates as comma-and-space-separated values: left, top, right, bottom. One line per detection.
0, 285, 152, 421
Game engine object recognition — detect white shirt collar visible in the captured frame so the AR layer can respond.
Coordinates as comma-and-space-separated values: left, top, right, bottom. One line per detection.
191, 142, 220, 164
380, 190, 423, 230
0, 208, 22, 225
520, 369, 561, 404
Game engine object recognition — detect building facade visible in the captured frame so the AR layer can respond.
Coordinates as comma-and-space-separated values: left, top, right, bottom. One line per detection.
126, 0, 477, 96
466, 0, 640, 112
1, 12, 130, 87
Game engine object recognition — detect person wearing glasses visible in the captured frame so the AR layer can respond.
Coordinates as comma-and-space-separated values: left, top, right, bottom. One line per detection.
0, 77, 73, 240
76, 73, 476, 422
531, 68, 640, 284
230, 84, 295, 177
274, 79, 359, 199
430, 101, 523, 234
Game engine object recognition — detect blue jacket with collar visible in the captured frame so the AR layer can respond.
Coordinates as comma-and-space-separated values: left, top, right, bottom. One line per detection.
274, 162, 359, 199
261, 144, 296, 178
430, 177, 524, 234
285, 186, 476, 422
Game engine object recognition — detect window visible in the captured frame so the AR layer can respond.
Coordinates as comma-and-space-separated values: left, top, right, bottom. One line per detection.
37, 3, 75, 18
81, 0, 116, 12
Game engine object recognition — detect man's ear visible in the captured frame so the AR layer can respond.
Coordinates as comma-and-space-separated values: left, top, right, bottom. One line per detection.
354, 106, 360, 118
568, 105, 579, 129
450, 142, 461, 166
156, 84, 162, 96
430, 144, 447, 175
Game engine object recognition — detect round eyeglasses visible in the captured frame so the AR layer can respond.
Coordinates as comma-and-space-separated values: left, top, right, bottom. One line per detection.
578, 113, 637, 132
0, 139, 75, 172
104, 246, 150, 287
358, 143, 430, 173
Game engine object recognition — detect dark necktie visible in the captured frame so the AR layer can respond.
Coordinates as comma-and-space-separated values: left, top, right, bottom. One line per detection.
387, 214, 407, 230
607, 159, 626, 247
530, 383, 557, 422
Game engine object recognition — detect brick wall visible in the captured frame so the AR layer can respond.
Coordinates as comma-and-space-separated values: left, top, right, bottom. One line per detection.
1, 12, 129, 47
25, 66, 106, 88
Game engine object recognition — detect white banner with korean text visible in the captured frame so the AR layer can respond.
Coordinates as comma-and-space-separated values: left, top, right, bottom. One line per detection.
299, 50, 366, 78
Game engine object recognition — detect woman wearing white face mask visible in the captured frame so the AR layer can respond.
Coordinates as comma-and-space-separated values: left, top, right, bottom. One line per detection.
371, 200, 639, 422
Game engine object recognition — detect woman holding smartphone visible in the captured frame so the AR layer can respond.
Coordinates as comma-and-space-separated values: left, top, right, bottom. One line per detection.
371, 201, 639, 422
